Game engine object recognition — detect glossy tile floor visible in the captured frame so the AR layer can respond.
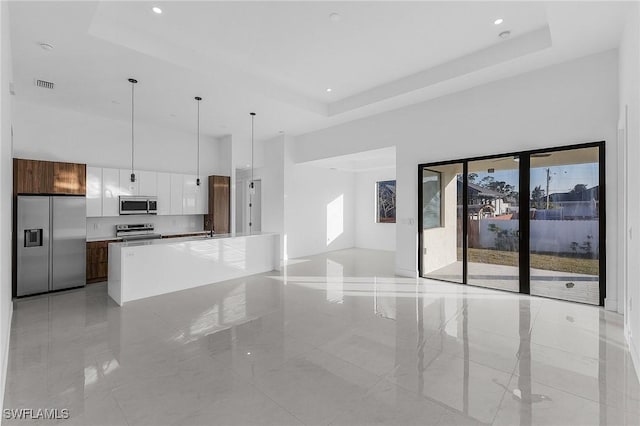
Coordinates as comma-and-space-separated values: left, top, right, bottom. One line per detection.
426, 261, 599, 305
4, 248, 640, 425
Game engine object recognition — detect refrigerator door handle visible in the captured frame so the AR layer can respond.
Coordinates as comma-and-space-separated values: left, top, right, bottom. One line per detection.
49, 197, 53, 291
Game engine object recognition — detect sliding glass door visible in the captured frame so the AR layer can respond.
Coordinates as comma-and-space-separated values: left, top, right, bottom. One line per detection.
419, 142, 604, 306
421, 163, 464, 283
528, 147, 602, 305
466, 156, 520, 292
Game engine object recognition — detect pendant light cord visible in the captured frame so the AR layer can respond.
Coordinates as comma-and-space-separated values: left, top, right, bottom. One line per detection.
251, 114, 255, 185
131, 81, 135, 176
249, 112, 256, 233
195, 97, 202, 185
128, 78, 137, 182
197, 100, 200, 180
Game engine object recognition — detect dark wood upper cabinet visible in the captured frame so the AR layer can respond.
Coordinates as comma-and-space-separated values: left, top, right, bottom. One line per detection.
53, 162, 86, 195
205, 175, 230, 234
13, 159, 53, 195
13, 158, 86, 195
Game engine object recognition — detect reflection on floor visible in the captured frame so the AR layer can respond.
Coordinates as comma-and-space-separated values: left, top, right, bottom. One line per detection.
426, 261, 599, 305
4, 248, 638, 425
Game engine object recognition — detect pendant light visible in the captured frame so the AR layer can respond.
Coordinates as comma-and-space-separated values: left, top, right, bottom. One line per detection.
249, 112, 256, 233
128, 78, 138, 183
195, 96, 202, 186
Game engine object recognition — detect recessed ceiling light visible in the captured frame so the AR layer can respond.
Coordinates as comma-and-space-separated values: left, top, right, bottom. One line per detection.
326, 88, 332, 92
152, 6, 162, 14
39, 43, 54, 51
329, 12, 341, 22
494, 18, 504, 25
499, 30, 511, 39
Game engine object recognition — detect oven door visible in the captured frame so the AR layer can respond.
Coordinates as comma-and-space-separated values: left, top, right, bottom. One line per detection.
119, 197, 149, 215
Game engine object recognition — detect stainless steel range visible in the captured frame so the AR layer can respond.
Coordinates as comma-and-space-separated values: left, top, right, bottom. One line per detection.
116, 223, 162, 241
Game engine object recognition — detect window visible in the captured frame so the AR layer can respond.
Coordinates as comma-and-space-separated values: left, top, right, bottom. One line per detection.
376, 180, 396, 223
422, 169, 442, 229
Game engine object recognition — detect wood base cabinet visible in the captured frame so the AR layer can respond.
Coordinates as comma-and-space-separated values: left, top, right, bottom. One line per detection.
86, 241, 109, 283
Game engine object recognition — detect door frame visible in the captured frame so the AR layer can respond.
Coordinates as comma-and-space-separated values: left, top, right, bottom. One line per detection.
418, 141, 606, 306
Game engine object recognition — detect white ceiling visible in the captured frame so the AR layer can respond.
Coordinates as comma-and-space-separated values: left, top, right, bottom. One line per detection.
8, 1, 631, 163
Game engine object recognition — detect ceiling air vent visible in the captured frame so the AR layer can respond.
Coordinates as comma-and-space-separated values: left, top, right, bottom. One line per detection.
34, 79, 55, 89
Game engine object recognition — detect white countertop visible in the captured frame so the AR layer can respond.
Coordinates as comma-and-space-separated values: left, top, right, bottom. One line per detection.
86, 230, 211, 243
109, 232, 277, 248
161, 230, 210, 237
86, 236, 122, 243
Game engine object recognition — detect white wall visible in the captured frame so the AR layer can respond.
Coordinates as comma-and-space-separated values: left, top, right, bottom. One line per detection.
259, 135, 285, 261
0, 0, 13, 411
237, 134, 356, 261
619, 2, 640, 379
294, 50, 619, 300
284, 164, 356, 259
355, 168, 396, 252
12, 100, 228, 177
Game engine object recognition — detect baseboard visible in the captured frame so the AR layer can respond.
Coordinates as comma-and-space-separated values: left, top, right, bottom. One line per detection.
604, 298, 617, 312
395, 267, 417, 278
1, 302, 13, 415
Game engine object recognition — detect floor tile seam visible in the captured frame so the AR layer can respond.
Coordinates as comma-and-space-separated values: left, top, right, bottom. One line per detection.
429, 349, 520, 379
4, 349, 105, 382
384, 351, 517, 410
507, 371, 640, 415
323, 375, 388, 426
533, 317, 622, 340
519, 339, 617, 364
310, 344, 395, 380
109, 389, 132, 426
382, 375, 492, 425
489, 359, 519, 425
239, 372, 309, 426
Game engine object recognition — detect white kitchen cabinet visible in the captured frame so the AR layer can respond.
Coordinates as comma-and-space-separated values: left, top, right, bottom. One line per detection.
196, 178, 208, 214
170, 173, 183, 215
138, 170, 157, 197
156, 172, 171, 216
119, 169, 139, 196
102, 168, 120, 217
86, 166, 103, 217
182, 174, 198, 215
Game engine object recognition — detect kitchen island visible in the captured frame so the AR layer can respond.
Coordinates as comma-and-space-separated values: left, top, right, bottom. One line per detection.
107, 232, 279, 305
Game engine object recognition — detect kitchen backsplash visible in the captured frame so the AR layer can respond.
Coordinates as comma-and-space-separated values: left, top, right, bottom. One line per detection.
86, 215, 204, 239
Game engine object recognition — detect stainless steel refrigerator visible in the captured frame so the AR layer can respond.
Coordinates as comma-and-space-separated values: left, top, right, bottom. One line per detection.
17, 196, 86, 297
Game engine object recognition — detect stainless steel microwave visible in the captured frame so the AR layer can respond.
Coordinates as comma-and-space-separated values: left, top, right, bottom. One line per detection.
119, 196, 158, 215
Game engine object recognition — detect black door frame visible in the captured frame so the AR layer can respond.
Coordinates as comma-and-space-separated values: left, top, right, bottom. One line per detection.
418, 141, 606, 306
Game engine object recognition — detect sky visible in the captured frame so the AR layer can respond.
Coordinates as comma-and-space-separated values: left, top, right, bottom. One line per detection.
469, 162, 599, 195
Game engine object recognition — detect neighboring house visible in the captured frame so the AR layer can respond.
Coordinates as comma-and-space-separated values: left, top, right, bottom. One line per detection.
544, 185, 599, 220
457, 180, 511, 217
